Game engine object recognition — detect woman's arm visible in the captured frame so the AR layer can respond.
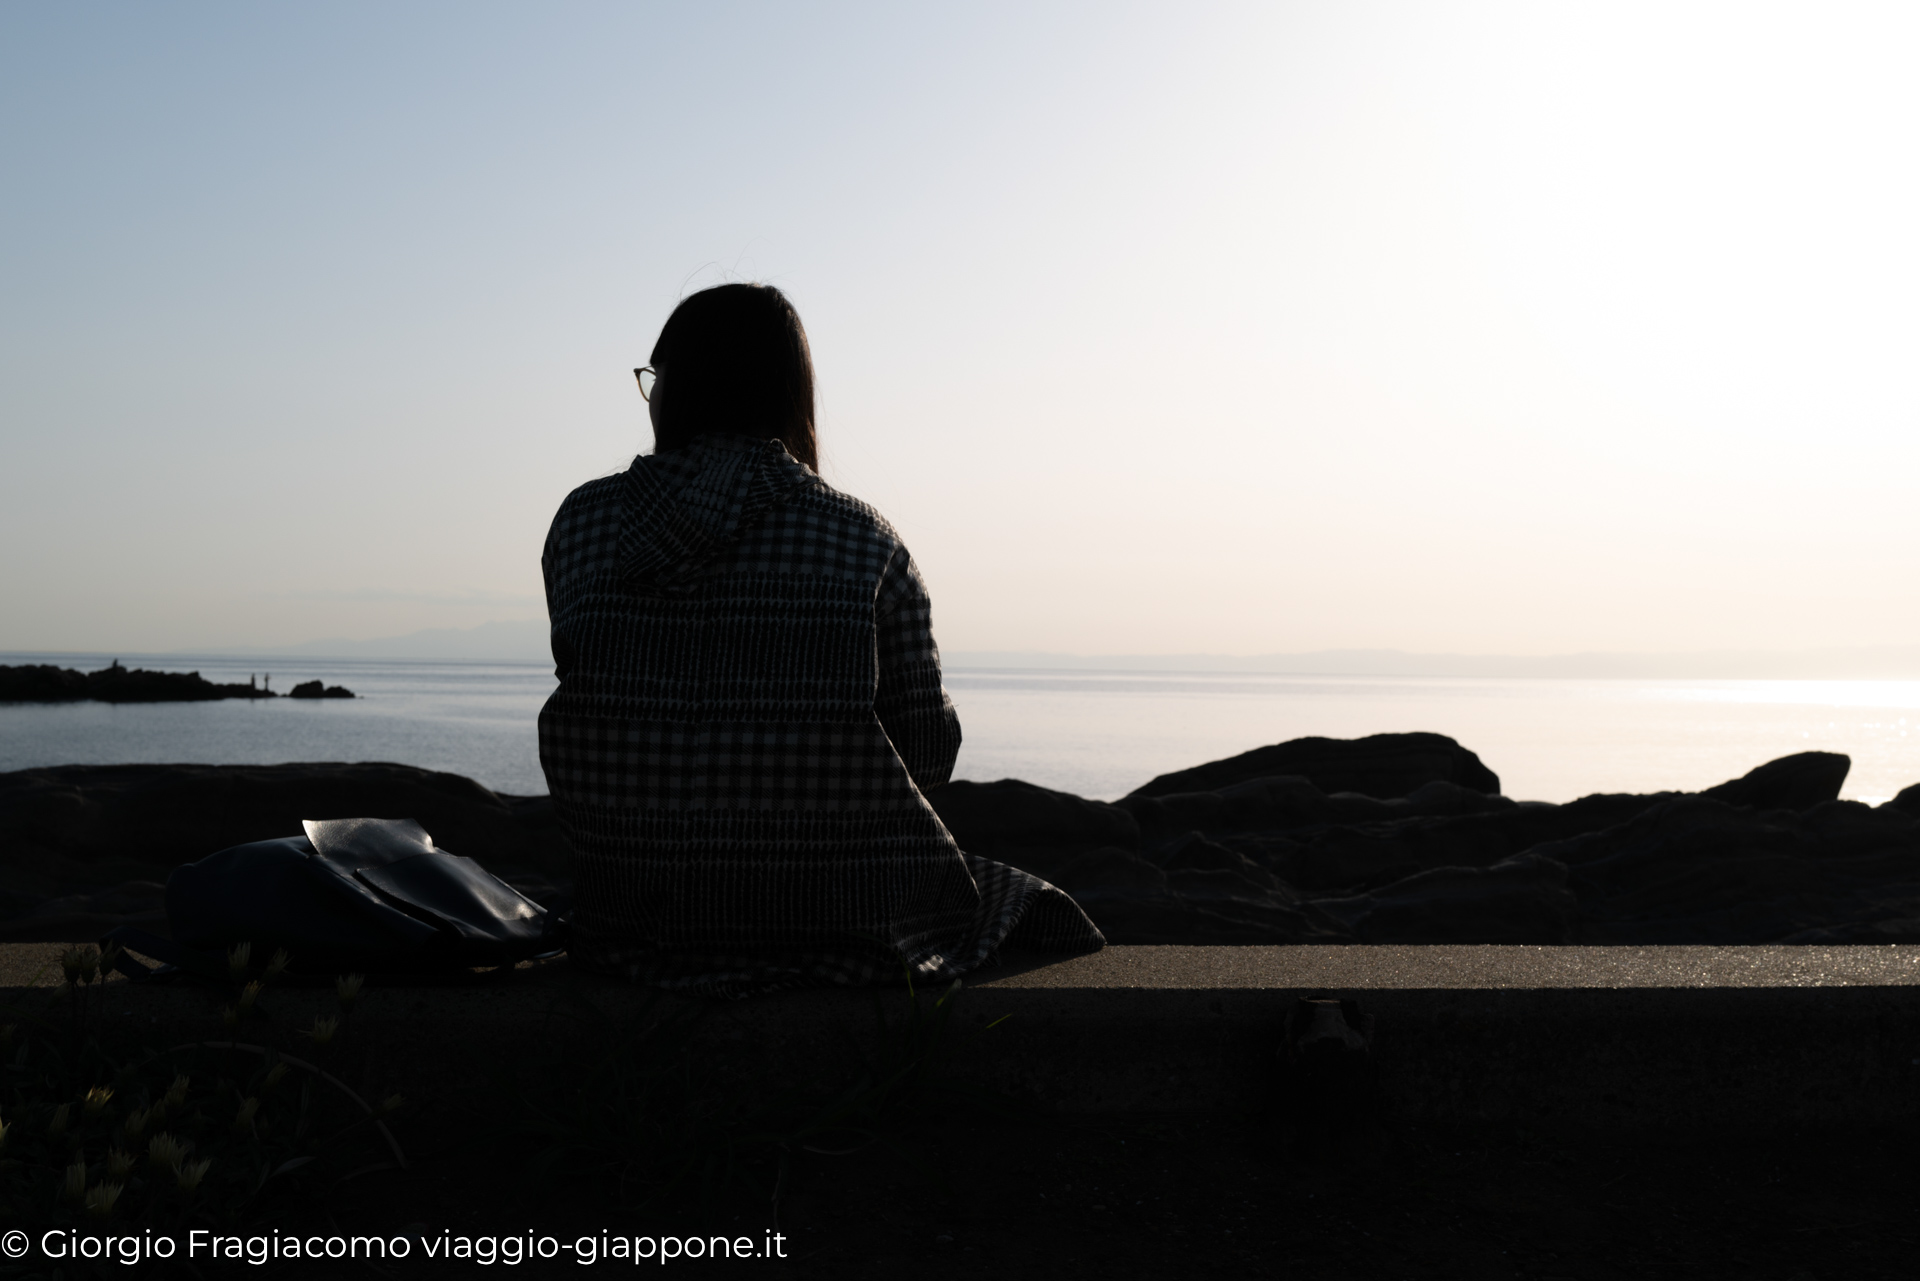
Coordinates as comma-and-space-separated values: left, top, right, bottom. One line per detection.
874, 546, 962, 792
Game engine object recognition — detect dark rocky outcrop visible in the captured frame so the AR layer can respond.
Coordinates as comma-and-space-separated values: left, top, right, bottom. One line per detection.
0, 762, 568, 939
1127, 732, 1500, 800
928, 778, 1139, 855
287, 680, 355, 699
927, 737, 1920, 946
0, 661, 275, 703
1310, 853, 1575, 944
926, 779, 1139, 886
1699, 751, 1850, 811
1, 736, 1914, 948
1532, 795, 1920, 943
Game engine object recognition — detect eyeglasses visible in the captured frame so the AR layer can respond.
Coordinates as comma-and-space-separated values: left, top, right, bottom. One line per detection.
633, 367, 657, 401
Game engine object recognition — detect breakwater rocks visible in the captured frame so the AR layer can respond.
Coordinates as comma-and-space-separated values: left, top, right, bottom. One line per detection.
0, 661, 357, 703
0, 734, 1916, 946
927, 733, 1920, 945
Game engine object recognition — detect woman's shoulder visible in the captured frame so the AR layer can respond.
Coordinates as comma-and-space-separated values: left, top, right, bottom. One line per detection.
554, 470, 627, 517
542, 470, 628, 570
709, 469, 914, 586
772, 470, 910, 555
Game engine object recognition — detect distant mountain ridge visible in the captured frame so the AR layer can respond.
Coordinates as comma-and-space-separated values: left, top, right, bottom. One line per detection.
945, 645, 1920, 680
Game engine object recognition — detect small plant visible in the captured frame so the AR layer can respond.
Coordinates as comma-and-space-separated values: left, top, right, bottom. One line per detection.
0, 946, 405, 1242
177, 1156, 211, 1193
84, 1181, 123, 1217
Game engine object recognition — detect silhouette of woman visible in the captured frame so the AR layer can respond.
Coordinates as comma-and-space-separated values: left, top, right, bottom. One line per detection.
538, 284, 1102, 995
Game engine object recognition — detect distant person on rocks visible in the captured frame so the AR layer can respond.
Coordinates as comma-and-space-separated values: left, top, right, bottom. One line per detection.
537, 283, 1103, 996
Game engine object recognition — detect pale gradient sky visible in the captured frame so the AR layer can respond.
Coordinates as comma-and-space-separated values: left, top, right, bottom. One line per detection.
4, 2, 1917, 657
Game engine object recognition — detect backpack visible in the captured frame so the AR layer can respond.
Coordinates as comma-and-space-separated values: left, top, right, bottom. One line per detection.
106, 817, 562, 978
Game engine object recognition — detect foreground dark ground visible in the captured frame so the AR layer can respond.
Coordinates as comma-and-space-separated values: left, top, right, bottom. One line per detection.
259, 1112, 1917, 1279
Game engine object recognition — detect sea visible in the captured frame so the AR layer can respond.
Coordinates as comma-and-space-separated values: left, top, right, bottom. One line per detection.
2, 652, 1917, 804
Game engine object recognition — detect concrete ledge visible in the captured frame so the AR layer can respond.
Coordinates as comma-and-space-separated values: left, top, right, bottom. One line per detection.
971, 943, 1920, 988
7, 944, 1919, 1130
967, 946, 1920, 1124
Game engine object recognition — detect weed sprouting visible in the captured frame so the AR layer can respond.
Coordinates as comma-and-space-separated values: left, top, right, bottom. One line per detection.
0, 945, 401, 1245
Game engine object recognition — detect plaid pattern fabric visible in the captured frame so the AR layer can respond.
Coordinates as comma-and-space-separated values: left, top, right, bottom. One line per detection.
539, 434, 1102, 997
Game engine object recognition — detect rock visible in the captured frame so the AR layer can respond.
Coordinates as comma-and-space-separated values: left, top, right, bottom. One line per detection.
1700, 751, 1850, 811
1532, 796, 1920, 943
1307, 853, 1575, 944
925, 779, 1141, 882
1799, 797, 1917, 844
0, 880, 168, 942
931, 738, 1911, 945
1117, 775, 1345, 841
927, 779, 1139, 850
1165, 865, 1283, 903
1048, 846, 1168, 897
2, 742, 1909, 949
0, 665, 88, 701
1078, 892, 1335, 945
287, 680, 355, 699
0, 763, 571, 910
1258, 790, 1676, 892
1039, 838, 1339, 946
1783, 917, 1920, 943
1157, 831, 1287, 890
1127, 732, 1500, 800
1400, 779, 1517, 818
1115, 775, 1515, 844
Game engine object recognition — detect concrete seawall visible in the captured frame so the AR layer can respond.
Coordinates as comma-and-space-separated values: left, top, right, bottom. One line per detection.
5, 943, 1916, 1130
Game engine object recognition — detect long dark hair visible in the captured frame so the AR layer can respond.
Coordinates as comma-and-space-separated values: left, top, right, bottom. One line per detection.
648, 283, 818, 471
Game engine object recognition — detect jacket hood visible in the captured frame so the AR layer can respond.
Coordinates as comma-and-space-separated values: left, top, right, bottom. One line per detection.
618, 433, 816, 590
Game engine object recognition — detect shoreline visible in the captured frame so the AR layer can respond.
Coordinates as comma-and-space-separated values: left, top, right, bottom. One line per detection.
0, 660, 355, 705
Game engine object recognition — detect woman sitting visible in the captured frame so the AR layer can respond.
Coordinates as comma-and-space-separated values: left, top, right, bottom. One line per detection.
538, 283, 1103, 996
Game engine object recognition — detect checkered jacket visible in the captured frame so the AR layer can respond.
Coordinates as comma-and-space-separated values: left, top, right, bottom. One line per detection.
538, 433, 1102, 996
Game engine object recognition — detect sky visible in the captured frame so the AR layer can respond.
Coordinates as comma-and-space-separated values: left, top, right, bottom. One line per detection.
4, 1, 1919, 660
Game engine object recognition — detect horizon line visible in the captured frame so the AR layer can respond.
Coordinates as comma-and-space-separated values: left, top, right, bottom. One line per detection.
8, 630, 1920, 679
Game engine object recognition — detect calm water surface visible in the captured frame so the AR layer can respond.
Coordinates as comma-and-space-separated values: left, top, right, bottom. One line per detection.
3, 654, 1916, 803
0, 654, 556, 795
944, 670, 1920, 802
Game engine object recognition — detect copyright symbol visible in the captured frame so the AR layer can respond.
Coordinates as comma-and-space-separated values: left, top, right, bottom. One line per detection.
2, 1230, 27, 1258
